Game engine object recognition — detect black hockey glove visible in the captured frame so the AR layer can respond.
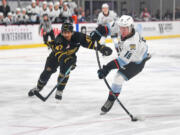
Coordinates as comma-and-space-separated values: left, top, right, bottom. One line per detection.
99, 46, 112, 56
98, 65, 110, 79
60, 55, 77, 74
90, 31, 101, 41
97, 59, 120, 79
47, 40, 55, 51
90, 25, 109, 41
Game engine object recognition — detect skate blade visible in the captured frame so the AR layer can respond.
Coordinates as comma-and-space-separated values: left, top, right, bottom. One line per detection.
100, 111, 107, 115
55, 99, 62, 103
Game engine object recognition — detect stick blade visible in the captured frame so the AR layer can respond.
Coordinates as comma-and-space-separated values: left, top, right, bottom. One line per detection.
131, 116, 146, 122
34, 91, 46, 102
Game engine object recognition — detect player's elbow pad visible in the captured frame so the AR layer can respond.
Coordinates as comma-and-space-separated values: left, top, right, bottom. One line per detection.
106, 59, 120, 70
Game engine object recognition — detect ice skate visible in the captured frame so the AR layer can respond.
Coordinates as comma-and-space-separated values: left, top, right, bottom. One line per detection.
28, 87, 40, 97
55, 90, 63, 100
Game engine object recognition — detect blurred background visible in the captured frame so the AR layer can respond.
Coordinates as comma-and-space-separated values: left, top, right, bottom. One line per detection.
0, 0, 180, 49
0, 0, 180, 25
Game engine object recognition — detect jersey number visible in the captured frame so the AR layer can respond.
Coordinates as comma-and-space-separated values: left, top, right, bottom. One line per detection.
124, 51, 132, 59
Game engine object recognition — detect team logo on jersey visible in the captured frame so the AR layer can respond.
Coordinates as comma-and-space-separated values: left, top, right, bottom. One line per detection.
55, 45, 63, 50
130, 44, 136, 50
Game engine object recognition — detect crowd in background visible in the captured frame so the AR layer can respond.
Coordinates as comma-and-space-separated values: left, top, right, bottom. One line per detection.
0, 0, 86, 25
0, 0, 180, 25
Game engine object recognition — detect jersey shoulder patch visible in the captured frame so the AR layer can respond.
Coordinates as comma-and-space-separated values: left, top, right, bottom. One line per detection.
129, 44, 136, 50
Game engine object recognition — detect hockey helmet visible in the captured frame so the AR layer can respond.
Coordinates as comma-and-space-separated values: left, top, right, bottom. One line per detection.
48, 2, 53, 6
102, 3, 109, 9
61, 22, 73, 33
31, 0, 36, 3
118, 15, 134, 29
0, 12, 3, 16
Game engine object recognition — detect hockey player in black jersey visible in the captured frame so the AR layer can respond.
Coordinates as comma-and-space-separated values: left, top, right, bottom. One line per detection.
28, 22, 112, 100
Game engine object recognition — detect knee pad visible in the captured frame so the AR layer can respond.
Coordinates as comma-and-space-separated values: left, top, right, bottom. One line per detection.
40, 68, 54, 83
46, 67, 56, 74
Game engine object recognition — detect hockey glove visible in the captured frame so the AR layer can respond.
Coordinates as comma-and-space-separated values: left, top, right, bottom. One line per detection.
90, 31, 101, 41
98, 59, 120, 79
99, 46, 112, 56
60, 56, 77, 74
90, 25, 109, 41
47, 40, 56, 51
98, 65, 110, 79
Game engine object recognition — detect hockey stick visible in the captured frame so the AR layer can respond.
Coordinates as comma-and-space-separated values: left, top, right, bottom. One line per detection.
95, 41, 138, 122
34, 66, 72, 102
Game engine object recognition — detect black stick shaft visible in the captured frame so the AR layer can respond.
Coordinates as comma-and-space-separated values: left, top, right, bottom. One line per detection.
34, 66, 72, 102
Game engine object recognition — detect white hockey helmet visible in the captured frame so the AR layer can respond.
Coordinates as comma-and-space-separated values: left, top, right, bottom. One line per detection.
8, 12, 12, 16
31, 0, 36, 3
0, 12, 3, 17
22, 8, 26, 12
48, 2, 53, 6
118, 15, 134, 29
16, 8, 21, 12
43, 1, 47, 5
102, 3, 109, 9
55, 2, 60, 6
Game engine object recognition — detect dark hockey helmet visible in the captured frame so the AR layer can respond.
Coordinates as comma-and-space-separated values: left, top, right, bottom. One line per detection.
61, 22, 73, 33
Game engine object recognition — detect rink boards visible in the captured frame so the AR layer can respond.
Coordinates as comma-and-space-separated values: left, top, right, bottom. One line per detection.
0, 21, 180, 50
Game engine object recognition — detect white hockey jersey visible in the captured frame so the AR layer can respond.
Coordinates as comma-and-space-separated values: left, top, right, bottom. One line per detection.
113, 31, 148, 67
97, 10, 117, 25
30, 6, 40, 22
60, 7, 72, 17
39, 8, 49, 17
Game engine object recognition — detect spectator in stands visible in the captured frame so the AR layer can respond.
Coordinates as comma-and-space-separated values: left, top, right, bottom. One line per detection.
163, 9, 172, 20
21, 8, 29, 24
60, 2, 73, 23
66, 0, 77, 15
39, 1, 48, 20
78, 11, 86, 22
15, 8, 22, 24
85, 9, 90, 22
140, 8, 151, 21
0, 0, 10, 17
53, 1, 61, 23
26, 5, 32, 17
0, 12, 4, 24
3, 12, 14, 25
29, 0, 40, 24
48, 2, 54, 22
76, 7, 83, 17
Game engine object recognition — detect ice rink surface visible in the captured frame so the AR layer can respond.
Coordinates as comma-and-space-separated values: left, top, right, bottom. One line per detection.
0, 38, 180, 135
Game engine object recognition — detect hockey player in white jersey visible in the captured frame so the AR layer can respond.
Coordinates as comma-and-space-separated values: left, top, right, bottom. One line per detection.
47, 2, 54, 22
97, 3, 118, 45
91, 15, 151, 114
53, 2, 61, 23
97, 3, 117, 25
